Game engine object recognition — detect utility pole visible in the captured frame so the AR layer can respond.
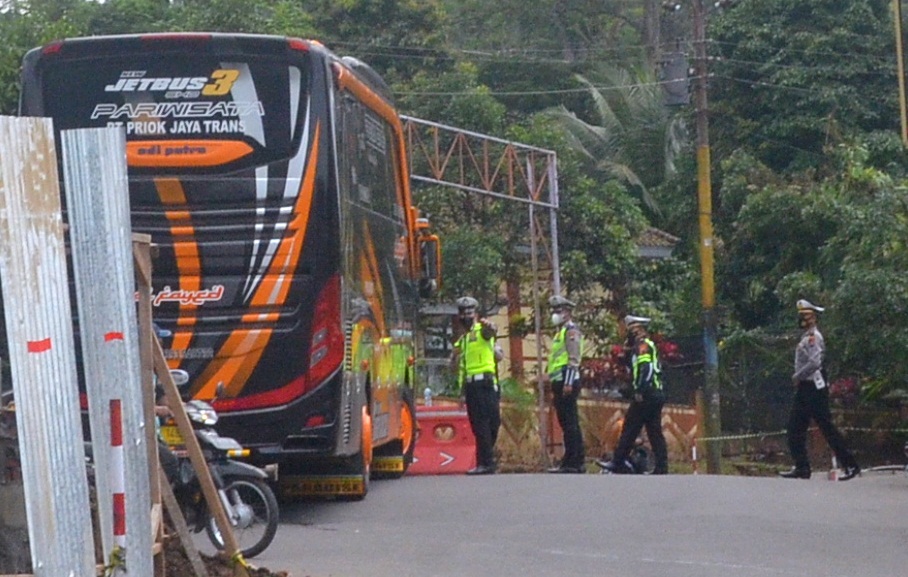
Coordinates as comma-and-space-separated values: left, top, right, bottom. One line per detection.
894, 0, 908, 146
691, 0, 722, 474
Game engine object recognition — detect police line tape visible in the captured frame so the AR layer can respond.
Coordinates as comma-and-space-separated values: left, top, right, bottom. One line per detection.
695, 430, 787, 443
842, 426, 908, 434
695, 426, 908, 443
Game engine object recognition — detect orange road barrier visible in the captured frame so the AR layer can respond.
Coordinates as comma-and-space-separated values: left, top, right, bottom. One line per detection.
409, 404, 476, 475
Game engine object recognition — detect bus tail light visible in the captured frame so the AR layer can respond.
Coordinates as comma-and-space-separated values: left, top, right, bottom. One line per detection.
304, 414, 326, 428
41, 42, 64, 56
287, 38, 311, 52
307, 275, 344, 388
211, 275, 344, 413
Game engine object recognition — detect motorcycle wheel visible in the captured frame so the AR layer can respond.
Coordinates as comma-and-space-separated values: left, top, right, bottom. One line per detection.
630, 445, 655, 475
205, 477, 279, 559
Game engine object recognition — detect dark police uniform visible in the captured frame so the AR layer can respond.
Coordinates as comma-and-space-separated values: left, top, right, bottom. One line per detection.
453, 296, 500, 475
780, 300, 860, 481
599, 315, 668, 474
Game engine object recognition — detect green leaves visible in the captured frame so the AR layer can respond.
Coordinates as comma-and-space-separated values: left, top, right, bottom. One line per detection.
709, 0, 898, 172
719, 141, 908, 399
542, 67, 688, 215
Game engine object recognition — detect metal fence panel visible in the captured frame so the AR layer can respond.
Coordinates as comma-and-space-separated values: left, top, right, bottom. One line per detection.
62, 127, 153, 576
0, 116, 96, 576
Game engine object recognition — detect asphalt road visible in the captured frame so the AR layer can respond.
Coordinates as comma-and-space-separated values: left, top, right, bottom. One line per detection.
237, 470, 907, 577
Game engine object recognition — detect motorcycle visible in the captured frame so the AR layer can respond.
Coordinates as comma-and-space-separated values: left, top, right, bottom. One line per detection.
594, 438, 655, 475
159, 370, 279, 559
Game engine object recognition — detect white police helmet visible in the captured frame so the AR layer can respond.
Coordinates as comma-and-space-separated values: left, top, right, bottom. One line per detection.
624, 314, 651, 328
796, 299, 824, 314
549, 295, 575, 309
456, 296, 479, 311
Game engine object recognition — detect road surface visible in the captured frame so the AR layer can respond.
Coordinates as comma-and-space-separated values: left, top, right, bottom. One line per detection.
222, 470, 907, 577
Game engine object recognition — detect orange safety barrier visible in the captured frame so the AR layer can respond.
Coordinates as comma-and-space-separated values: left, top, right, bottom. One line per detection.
409, 403, 476, 475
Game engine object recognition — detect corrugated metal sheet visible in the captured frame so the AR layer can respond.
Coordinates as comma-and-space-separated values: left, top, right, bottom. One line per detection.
62, 127, 153, 576
0, 116, 96, 576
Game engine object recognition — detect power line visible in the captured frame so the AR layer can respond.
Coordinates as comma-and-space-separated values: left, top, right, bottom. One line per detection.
318, 38, 895, 100
707, 38, 896, 61
392, 71, 860, 100
713, 75, 824, 96
324, 37, 896, 67
716, 57, 894, 74
393, 79, 677, 98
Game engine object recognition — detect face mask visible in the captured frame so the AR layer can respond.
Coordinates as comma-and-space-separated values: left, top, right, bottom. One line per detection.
460, 315, 474, 326
551, 313, 564, 326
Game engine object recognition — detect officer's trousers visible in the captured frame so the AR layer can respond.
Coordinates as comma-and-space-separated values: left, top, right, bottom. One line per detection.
553, 382, 584, 469
787, 381, 858, 472
465, 379, 501, 469
613, 395, 668, 474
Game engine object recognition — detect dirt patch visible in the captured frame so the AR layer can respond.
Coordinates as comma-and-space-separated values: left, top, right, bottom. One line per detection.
163, 534, 292, 577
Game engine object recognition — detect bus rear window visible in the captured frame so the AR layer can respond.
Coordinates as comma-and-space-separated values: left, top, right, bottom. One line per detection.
37, 53, 308, 172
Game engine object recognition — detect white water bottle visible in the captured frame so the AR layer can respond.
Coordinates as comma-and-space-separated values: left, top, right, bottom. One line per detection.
423, 387, 433, 407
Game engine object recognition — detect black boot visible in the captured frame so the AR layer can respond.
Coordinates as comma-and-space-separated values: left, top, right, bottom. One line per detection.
778, 467, 811, 479
596, 459, 632, 474
838, 465, 861, 481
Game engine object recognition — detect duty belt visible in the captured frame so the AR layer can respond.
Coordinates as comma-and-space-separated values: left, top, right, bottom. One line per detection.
465, 373, 495, 383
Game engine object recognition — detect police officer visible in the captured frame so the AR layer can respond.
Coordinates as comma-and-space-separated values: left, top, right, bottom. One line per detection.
545, 295, 586, 473
597, 315, 668, 474
780, 300, 860, 481
452, 296, 500, 475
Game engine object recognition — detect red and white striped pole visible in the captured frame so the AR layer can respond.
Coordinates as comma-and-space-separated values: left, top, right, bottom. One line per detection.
109, 399, 126, 548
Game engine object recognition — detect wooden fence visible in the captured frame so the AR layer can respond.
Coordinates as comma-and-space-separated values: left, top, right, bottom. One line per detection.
495, 397, 699, 471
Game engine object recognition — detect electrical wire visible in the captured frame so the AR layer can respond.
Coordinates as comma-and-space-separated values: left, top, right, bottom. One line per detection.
715, 57, 894, 74
316, 39, 896, 98
323, 36, 898, 68
393, 79, 677, 97
714, 75, 845, 96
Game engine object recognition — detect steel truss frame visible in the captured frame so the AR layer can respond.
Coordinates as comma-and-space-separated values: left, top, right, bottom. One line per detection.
401, 115, 561, 465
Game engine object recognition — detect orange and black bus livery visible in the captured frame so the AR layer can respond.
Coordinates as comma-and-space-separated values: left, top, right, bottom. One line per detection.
18, 33, 441, 497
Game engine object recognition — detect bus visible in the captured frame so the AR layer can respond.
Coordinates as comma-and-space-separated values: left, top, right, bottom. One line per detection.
18, 33, 441, 498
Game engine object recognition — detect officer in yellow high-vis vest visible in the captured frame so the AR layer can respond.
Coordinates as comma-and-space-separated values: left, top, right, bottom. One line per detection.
597, 315, 668, 474
452, 296, 500, 475
545, 295, 586, 473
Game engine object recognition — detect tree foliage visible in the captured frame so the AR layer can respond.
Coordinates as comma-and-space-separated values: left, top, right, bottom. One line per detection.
717, 152, 840, 329
299, 0, 448, 82
542, 66, 688, 214
709, 0, 898, 173
2, 0, 908, 403
717, 140, 908, 401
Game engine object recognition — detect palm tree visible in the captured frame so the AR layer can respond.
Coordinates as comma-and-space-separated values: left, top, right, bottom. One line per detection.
543, 66, 688, 214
